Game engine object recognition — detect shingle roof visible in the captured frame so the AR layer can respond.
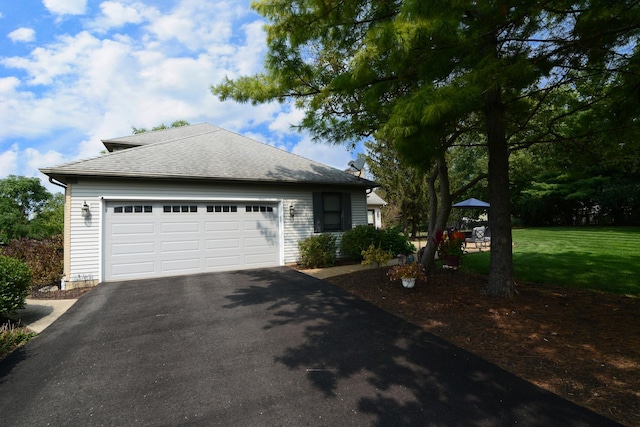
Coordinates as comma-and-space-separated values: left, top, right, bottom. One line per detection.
367, 191, 387, 206
41, 123, 377, 188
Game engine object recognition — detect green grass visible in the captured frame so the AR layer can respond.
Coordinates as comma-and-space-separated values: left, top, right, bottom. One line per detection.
461, 226, 640, 296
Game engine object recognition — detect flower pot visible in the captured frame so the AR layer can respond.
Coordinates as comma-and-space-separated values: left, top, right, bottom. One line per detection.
445, 256, 461, 267
401, 277, 416, 288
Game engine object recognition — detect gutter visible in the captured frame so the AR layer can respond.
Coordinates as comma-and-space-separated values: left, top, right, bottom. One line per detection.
49, 177, 67, 189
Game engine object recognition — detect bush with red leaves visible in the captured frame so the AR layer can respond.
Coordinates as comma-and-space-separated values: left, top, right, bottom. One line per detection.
1, 235, 63, 291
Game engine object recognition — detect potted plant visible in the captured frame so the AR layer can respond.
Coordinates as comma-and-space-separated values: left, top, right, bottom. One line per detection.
387, 262, 426, 288
433, 230, 466, 267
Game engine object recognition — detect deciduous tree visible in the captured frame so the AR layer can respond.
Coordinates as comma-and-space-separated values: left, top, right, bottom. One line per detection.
0, 176, 53, 242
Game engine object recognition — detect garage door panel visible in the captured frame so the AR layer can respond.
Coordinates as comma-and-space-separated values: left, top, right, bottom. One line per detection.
112, 242, 155, 256
244, 237, 275, 248
162, 258, 201, 273
245, 253, 278, 264
205, 238, 240, 249
206, 255, 241, 268
205, 221, 240, 231
110, 261, 156, 277
244, 219, 277, 229
105, 201, 280, 281
161, 240, 200, 253
112, 223, 155, 235
162, 222, 200, 233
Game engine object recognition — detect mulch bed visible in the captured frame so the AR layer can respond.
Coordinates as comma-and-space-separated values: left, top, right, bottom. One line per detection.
324, 265, 640, 427
30, 286, 94, 300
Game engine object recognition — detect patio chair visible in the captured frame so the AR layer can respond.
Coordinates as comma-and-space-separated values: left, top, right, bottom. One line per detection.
465, 226, 491, 251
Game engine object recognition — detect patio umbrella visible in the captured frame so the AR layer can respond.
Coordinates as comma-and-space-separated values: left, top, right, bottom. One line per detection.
452, 197, 490, 208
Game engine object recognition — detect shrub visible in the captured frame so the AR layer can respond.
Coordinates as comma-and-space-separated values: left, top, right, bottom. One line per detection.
0, 323, 36, 360
1, 235, 63, 291
0, 255, 32, 316
380, 227, 416, 257
341, 225, 416, 261
298, 234, 337, 268
340, 225, 379, 261
361, 244, 393, 267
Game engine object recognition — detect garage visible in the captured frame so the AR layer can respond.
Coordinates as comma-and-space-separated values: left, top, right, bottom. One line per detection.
104, 200, 281, 281
41, 123, 377, 287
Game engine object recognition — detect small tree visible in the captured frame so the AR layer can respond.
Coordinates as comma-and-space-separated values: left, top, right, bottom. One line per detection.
361, 244, 394, 282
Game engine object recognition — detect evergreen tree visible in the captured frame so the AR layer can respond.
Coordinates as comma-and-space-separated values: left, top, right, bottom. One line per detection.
213, 1, 640, 296
365, 138, 428, 236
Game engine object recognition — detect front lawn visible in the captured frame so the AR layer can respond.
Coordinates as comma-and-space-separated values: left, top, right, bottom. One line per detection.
461, 226, 640, 295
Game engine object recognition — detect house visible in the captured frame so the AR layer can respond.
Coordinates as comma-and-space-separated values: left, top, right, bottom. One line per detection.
343, 159, 386, 229
40, 123, 377, 287
366, 191, 386, 229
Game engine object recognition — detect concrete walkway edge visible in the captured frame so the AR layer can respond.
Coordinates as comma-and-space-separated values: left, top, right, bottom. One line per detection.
18, 298, 77, 334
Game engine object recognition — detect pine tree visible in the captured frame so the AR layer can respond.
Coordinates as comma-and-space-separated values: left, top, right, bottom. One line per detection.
213, 1, 640, 297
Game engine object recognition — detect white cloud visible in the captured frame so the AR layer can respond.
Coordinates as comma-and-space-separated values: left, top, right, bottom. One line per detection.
231, 20, 267, 75
25, 147, 65, 176
88, 1, 147, 33
8, 27, 36, 43
143, 0, 241, 52
42, 0, 87, 16
0, 145, 19, 178
1, 0, 333, 185
2, 31, 101, 85
269, 108, 305, 134
291, 136, 355, 171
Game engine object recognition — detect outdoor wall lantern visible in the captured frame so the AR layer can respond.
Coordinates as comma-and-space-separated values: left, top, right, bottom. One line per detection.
289, 205, 295, 217
81, 201, 91, 218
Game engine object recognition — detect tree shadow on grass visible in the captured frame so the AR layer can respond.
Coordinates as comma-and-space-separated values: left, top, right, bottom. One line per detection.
223, 267, 620, 426
513, 251, 640, 295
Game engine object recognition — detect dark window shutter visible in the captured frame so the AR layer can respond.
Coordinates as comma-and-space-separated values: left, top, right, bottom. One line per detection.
312, 192, 323, 233
341, 192, 352, 231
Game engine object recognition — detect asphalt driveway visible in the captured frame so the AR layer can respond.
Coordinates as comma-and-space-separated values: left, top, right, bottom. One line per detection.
0, 268, 620, 426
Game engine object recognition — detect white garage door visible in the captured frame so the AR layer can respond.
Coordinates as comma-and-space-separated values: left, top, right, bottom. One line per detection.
104, 201, 280, 281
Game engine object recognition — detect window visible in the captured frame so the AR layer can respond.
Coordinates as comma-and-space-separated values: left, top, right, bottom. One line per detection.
114, 205, 153, 214
163, 205, 197, 213
312, 192, 352, 232
245, 205, 274, 213
206, 205, 238, 213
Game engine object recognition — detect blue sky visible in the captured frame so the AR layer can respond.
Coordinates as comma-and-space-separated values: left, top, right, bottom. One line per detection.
0, 0, 361, 193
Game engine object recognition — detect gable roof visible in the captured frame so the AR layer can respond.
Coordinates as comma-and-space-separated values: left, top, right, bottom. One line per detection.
367, 191, 387, 207
41, 123, 377, 188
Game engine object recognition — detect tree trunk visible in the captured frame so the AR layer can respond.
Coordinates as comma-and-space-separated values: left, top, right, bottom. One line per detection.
482, 85, 515, 297
421, 154, 452, 273
421, 162, 439, 271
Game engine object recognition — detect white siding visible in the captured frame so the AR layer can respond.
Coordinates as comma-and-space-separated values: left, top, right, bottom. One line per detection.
67, 179, 369, 283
